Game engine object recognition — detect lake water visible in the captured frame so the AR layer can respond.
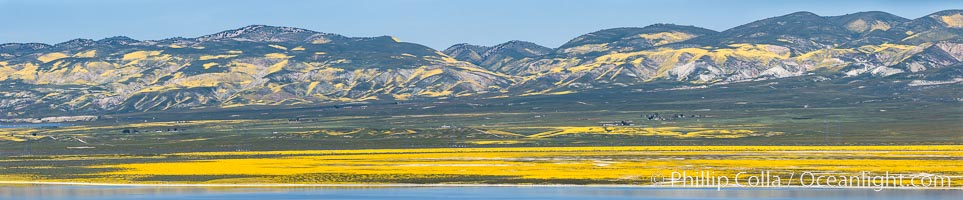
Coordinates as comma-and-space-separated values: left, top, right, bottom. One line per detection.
1, 185, 960, 200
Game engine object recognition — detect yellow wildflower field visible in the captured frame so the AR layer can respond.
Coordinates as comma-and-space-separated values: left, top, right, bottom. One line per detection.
4, 145, 955, 186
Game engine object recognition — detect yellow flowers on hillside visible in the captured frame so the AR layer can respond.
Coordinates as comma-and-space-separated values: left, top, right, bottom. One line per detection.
73, 50, 97, 58
941, 13, 963, 28
37, 52, 68, 63
264, 53, 292, 59
199, 54, 239, 60
268, 44, 288, 50
638, 31, 696, 46
122, 50, 162, 61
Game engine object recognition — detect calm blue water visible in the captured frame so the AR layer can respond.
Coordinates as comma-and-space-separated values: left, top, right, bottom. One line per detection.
0, 186, 960, 200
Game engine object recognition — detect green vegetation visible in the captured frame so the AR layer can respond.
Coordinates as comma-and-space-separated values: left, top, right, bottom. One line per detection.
2, 75, 959, 156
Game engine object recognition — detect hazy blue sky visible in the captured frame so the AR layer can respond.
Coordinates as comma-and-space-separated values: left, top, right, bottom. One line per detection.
0, 0, 960, 49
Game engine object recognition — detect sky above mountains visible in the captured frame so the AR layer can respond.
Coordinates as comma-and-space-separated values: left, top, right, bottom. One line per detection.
1, 0, 960, 50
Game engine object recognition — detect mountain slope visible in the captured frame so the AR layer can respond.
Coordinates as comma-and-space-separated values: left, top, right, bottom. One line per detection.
475, 11, 963, 95
444, 41, 552, 72
689, 11, 854, 53
2, 10, 962, 117
443, 43, 491, 65
0, 25, 512, 115
556, 24, 718, 57
887, 10, 963, 44
828, 11, 908, 34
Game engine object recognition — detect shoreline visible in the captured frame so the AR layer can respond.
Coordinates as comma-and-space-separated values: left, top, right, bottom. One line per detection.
1, 181, 959, 190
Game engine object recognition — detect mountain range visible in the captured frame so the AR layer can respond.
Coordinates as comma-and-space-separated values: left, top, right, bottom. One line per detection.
2, 10, 962, 117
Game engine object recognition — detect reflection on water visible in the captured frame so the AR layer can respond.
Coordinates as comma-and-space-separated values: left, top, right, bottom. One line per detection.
1, 185, 960, 200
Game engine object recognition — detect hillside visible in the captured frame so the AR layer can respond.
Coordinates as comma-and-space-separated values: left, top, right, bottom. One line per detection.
2, 10, 962, 117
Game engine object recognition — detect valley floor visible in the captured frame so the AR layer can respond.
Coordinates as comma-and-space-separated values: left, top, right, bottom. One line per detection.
1, 146, 960, 189
0, 77, 959, 189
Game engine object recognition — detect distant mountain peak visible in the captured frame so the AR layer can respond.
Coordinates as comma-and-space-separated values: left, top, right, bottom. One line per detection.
242, 24, 312, 33
501, 40, 536, 45
698, 10, 854, 52
0, 43, 51, 53
928, 9, 963, 17
97, 36, 141, 45
848, 11, 905, 17
927, 10, 963, 28
834, 11, 908, 21
443, 43, 490, 64
828, 11, 908, 33
642, 23, 714, 31
441, 41, 550, 67
446, 43, 483, 49
785, 11, 821, 17
557, 24, 716, 56
54, 38, 96, 48
492, 40, 547, 49
484, 40, 551, 57
444, 43, 490, 54
196, 25, 322, 42
755, 11, 829, 26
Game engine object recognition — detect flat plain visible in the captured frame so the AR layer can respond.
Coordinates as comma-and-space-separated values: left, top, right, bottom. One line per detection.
1, 77, 960, 186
